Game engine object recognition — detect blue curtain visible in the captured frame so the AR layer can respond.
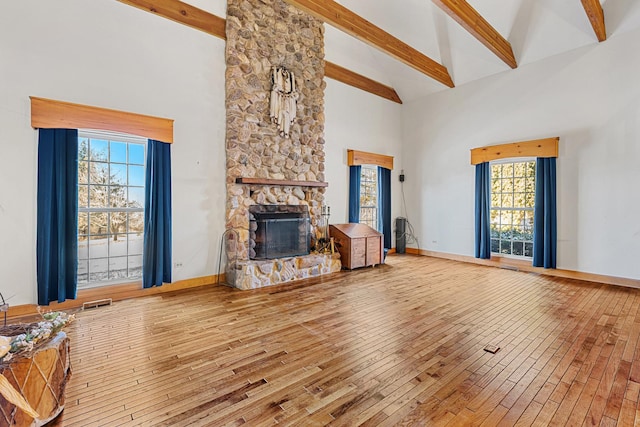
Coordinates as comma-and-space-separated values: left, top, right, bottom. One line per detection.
143, 139, 172, 288
348, 165, 361, 223
378, 167, 392, 249
533, 157, 557, 268
474, 162, 491, 259
37, 128, 78, 305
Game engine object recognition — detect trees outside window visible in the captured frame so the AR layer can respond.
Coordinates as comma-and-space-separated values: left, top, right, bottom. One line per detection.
77, 132, 146, 286
490, 161, 535, 257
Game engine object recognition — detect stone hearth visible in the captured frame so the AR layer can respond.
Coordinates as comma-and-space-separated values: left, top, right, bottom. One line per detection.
228, 253, 341, 290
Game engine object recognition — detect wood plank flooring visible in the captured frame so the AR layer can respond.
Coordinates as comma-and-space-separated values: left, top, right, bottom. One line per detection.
49, 254, 640, 426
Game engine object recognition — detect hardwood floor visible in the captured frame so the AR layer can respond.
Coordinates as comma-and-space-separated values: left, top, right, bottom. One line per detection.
50, 254, 640, 426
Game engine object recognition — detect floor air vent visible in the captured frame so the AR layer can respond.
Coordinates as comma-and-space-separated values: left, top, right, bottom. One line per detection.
484, 344, 500, 354
82, 298, 113, 310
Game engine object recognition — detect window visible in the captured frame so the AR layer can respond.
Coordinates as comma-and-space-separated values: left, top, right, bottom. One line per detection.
359, 165, 378, 229
77, 131, 146, 287
490, 160, 535, 257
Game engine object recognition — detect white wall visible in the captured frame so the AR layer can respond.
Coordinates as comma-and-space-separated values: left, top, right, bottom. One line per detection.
402, 27, 640, 280
0, 1, 405, 306
0, 0, 227, 305
324, 80, 404, 237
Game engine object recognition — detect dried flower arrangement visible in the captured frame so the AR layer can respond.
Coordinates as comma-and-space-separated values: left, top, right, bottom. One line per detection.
0, 311, 75, 364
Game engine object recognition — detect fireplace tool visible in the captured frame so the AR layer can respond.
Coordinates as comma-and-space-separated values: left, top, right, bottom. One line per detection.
316, 205, 333, 253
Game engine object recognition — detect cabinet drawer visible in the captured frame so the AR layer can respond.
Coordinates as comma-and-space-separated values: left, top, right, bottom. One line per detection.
366, 237, 381, 266
350, 238, 366, 268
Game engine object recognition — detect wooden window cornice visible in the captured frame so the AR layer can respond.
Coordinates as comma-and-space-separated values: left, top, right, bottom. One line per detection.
30, 97, 174, 143
470, 137, 559, 165
347, 149, 394, 170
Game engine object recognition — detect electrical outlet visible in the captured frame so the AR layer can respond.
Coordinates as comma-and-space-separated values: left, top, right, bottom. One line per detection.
175, 262, 183, 269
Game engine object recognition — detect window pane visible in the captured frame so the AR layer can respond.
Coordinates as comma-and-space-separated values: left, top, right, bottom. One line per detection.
129, 212, 144, 234
513, 162, 525, 177
110, 141, 127, 163
500, 240, 511, 254
89, 212, 108, 235
89, 185, 108, 208
525, 193, 535, 208
128, 187, 145, 208
525, 242, 534, 257
90, 162, 109, 185
88, 234, 108, 258
109, 213, 128, 240
90, 139, 108, 161
110, 185, 128, 208
129, 165, 145, 187
78, 212, 89, 236
491, 239, 499, 253
78, 260, 88, 284
89, 258, 108, 282
501, 194, 513, 208
514, 192, 527, 208
110, 163, 127, 185
109, 235, 128, 257
491, 178, 500, 193
79, 138, 89, 161
128, 255, 143, 278
78, 237, 89, 260
513, 241, 524, 256
109, 257, 128, 280
499, 210, 512, 226
514, 178, 525, 193
129, 144, 145, 165
79, 185, 88, 208
501, 178, 513, 193
129, 234, 144, 256
79, 161, 88, 184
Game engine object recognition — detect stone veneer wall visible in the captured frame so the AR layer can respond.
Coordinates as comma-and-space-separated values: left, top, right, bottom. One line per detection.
225, 0, 326, 261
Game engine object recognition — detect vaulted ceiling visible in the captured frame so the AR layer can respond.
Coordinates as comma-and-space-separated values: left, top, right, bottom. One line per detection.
322, 0, 640, 102
122, 0, 640, 104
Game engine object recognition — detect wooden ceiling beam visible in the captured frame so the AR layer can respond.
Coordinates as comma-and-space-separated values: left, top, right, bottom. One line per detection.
282, 0, 454, 88
325, 62, 402, 104
581, 0, 607, 42
432, 0, 517, 69
117, 0, 404, 103
117, 0, 226, 39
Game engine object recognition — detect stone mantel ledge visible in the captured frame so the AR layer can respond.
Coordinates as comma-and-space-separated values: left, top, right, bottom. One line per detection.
235, 177, 328, 187
228, 253, 341, 290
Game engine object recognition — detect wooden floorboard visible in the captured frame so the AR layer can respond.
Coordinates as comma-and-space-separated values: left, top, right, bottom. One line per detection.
46, 254, 640, 426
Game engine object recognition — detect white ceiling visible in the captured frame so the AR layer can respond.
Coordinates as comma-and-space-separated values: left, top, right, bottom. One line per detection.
324, 0, 640, 103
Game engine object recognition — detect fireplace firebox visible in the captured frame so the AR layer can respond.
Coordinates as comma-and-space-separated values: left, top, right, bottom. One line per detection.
249, 205, 310, 260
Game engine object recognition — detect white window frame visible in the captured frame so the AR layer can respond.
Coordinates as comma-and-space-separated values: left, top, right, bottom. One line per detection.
77, 130, 147, 289
359, 164, 378, 230
489, 158, 535, 259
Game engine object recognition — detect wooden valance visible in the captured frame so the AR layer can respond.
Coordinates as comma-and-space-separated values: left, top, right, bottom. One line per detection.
30, 97, 174, 143
470, 137, 559, 165
347, 149, 394, 170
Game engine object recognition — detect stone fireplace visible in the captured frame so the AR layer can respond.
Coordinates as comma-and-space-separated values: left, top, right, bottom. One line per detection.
223, 0, 341, 289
